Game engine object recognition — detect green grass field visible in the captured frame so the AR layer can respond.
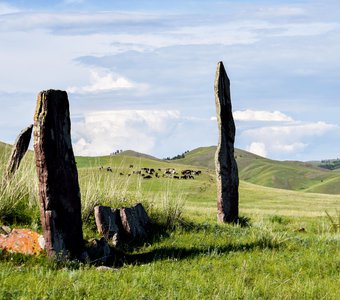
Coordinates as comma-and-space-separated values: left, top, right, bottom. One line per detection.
0, 142, 339, 299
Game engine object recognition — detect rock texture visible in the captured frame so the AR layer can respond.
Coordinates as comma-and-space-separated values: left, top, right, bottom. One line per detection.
86, 238, 112, 264
0, 228, 45, 255
94, 203, 149, 245
5, 124, 33, 179
33, 90, 83, 258
214, 61, 239, 223
94, 206, 122, 245
120, 203, 149, 240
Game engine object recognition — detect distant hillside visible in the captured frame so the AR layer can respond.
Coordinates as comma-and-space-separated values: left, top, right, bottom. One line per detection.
118, 150, 160, 161
173, 146, 261, 169
2, 140, 340, 195
173, 146, 340, 194
75, 150, 165, 169
172, 146, 216, 169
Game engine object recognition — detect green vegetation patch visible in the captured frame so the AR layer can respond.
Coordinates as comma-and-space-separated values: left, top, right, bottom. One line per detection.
0, 142, 339, 299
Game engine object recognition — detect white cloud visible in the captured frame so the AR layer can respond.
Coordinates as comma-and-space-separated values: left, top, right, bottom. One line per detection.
247, 142, 267, 157
276, 22, 339, 37
255, 6, 306, 17
241, 121, 339, 158
234, 109, 293, 122
1, 8, 336, 48
272, 142, 307, 153
67, 70, 138, 94
1, 2, 340, 162
245, 121, 338, 140
72, 110, 181, 156
0, 3, 19, 15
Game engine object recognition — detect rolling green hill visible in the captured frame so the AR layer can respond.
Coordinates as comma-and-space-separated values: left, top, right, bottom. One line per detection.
2, 140, 340, 195
118, 150, 160, 161
173, 146, 260, 170
173, 146, 340, 195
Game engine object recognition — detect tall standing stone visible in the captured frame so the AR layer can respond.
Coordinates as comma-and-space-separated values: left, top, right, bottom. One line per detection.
214, 62, 239, 223
4, 124, 33, 180
33, 90, 83, 258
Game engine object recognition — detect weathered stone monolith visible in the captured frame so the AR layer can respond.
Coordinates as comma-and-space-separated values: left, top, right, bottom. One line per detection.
4, 124, 33, 179
33, 90, 84, 258
214, 61, 239, 223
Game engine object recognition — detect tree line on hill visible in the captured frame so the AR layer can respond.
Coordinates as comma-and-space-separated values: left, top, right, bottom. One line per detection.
163, 150, 190, 161
318, 158, 340, 170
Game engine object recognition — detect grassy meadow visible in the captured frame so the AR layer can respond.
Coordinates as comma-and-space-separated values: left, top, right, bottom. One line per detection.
0, 142, 339, 299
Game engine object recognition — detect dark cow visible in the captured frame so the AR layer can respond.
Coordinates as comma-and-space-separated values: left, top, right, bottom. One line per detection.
181, 169, 201, 177
181, 174, 194, 179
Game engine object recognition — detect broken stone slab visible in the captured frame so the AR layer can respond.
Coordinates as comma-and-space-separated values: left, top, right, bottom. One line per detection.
94, 203, 149, 244
94, 206, 122, 236
94, 206, 122, 246
120, 203, 149, 241
4, 124, 33, 180
214, 61, 239, 223
0, 228, 45, 255
33, 90, 84, 258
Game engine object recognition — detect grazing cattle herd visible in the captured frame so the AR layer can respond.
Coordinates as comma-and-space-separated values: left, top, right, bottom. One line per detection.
98, 164, 202, 180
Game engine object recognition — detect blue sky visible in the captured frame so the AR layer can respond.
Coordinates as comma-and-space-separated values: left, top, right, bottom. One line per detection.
0, 0, 339, 160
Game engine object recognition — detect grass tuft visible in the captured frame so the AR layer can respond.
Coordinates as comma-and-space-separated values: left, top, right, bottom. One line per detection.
324, 209, 340, 232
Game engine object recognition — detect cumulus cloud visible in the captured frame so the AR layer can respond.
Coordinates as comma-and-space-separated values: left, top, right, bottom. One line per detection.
234, 110, 293, 122
245, 121, 338, 140
72, 110, 181, 156
242, 121, 340, 159
67, 70, 141, 94
272, 142, 307, 153
247, 142, 267, 157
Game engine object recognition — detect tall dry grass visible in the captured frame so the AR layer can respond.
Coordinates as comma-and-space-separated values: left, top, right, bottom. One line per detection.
0, 153, 39, 225
0, 151, 185, 230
